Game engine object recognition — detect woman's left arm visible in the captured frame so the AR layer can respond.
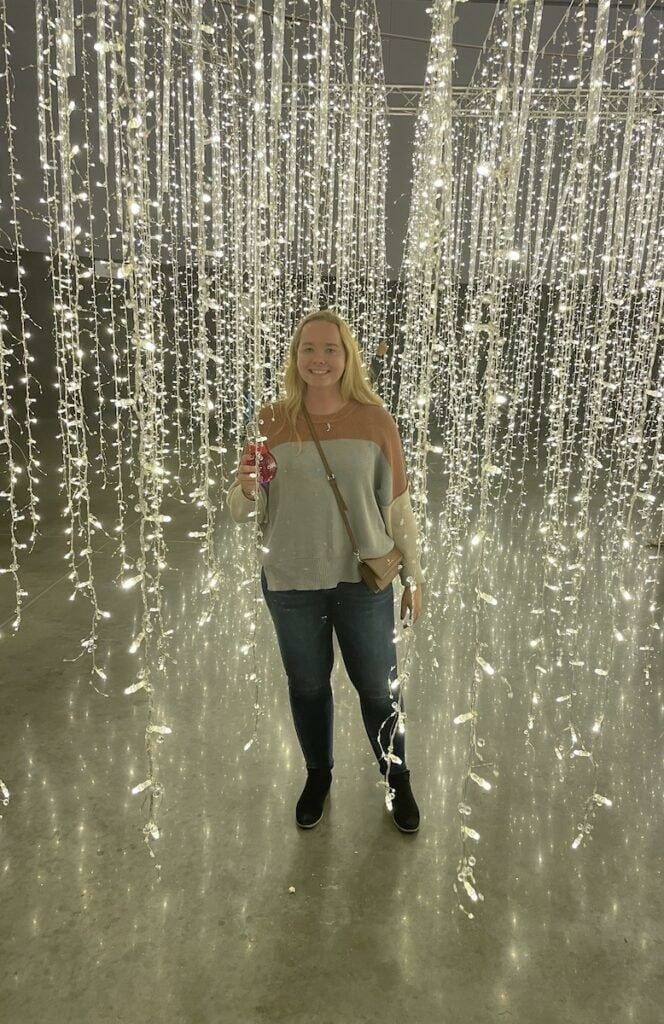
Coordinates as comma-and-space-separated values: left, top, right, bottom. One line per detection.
376, 410, 426, 624
379, 495, 425, 625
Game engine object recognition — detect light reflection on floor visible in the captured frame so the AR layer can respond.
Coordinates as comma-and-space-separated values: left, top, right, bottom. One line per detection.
0, 449, 662, 1023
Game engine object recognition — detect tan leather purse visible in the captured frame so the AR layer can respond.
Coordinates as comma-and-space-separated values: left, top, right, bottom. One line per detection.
301, 404, 404, 593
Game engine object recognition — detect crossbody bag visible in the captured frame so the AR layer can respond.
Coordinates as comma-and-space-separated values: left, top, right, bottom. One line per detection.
301, 403, 404, 593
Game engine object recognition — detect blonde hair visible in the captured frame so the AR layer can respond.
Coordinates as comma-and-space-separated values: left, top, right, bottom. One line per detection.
274, 309, 384, 452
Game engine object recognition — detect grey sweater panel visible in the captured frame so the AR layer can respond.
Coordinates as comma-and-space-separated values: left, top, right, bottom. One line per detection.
226, 435, 424, 592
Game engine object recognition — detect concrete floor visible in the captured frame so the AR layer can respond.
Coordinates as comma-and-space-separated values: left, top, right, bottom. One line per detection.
1, 427, 663, 1024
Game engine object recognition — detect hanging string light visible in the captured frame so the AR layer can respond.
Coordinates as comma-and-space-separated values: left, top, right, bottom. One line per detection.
0, 0, 41, 637
16, 0, 393, 865
0, 0, 661, 900
400, 0, 662, 918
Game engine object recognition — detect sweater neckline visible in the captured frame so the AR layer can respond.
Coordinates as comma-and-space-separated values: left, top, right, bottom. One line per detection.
299, 399, 356, 423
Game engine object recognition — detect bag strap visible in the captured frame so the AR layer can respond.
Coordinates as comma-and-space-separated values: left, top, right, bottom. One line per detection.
301, 403, 362, 561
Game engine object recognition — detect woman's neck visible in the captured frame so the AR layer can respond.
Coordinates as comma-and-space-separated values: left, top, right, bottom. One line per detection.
303, 390, 348, 416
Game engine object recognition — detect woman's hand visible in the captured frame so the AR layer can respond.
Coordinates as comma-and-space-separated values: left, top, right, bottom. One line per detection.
400, 581, 423, 626
237, 454, 258, 500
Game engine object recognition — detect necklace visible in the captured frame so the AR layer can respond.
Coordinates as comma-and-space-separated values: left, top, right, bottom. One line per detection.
304, 399, 348, 433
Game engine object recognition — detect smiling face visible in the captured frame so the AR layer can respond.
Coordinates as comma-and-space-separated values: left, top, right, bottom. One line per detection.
297, 320, 347, 393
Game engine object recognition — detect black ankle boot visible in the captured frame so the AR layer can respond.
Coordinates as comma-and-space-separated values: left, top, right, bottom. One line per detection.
296, 768, 332, 828
388, 770, 420, 833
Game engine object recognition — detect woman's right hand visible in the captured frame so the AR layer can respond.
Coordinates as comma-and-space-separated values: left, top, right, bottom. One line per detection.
237, 454, 258, 500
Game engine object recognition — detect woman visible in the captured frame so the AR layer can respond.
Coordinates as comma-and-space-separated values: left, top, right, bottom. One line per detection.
226, 310, 425, 833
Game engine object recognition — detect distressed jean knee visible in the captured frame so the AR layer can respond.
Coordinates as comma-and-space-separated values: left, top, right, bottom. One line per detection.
286, 675, 332, 701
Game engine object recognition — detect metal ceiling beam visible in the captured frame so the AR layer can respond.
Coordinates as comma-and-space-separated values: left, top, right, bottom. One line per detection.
385, 83, 664, 117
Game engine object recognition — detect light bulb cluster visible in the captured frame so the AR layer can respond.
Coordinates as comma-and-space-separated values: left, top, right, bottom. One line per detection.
398, 0, 662, 919
0, 0, 661, 910
0, 0, 392, 864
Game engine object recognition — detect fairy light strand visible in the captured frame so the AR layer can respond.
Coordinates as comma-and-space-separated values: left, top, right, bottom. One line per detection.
0, 0, 660, 899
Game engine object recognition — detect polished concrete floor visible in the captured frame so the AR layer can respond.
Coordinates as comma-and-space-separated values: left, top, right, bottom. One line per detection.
1, 429, 663, 1024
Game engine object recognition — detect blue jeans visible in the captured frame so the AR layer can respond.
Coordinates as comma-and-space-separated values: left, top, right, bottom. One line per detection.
261, 567, 407, 776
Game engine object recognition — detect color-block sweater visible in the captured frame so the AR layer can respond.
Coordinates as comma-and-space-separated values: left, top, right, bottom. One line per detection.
226, 398, 425, 592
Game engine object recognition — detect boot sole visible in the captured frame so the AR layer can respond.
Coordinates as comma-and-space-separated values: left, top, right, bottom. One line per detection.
393, 818, 420, 833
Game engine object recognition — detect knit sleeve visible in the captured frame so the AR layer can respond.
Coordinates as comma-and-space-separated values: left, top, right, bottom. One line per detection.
376, 413, 425, 588
226, 478, 268, 525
